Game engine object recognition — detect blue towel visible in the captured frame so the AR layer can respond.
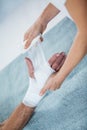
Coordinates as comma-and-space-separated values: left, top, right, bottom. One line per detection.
0, 17, 87, 130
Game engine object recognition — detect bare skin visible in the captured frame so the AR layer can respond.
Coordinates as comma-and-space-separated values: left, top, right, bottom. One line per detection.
24, 1, 87, 95
0, 0, 87, 129
0, 52, 66, 130
24, 3, 60, 48
39, 0, 87, 95
0, 104, 34, 130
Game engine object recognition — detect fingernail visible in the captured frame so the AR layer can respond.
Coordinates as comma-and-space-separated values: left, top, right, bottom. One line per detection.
61, 52, 65, 56
56, 54, 59, 57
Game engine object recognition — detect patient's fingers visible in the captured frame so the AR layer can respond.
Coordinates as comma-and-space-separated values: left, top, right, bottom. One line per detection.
25, 57, 35, 78
48, 53, 59, 66
56, 55, 66, 72
51, 52, 66, 71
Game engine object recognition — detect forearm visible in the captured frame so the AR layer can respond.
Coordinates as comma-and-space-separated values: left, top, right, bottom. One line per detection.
39, 3, 60, 27
2, 103, 34, 130
56, 31, 87, 84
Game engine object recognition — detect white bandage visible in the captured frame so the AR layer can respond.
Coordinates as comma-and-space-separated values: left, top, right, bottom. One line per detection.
22, 37, 54, 107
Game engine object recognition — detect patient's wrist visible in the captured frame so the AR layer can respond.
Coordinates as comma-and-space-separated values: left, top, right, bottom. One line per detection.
21, 103, 35, 110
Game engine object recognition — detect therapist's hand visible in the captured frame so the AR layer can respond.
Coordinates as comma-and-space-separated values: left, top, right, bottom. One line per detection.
24, 19, 47, 49
25, 52, 66, 78
39, 72, 62, 96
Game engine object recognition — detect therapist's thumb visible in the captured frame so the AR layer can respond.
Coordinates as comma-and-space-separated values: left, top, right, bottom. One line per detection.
24, 34, 43, 49
39, 86, 49, 96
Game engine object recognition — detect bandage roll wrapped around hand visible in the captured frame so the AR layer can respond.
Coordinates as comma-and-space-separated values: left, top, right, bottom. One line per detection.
23, 39, 55, 107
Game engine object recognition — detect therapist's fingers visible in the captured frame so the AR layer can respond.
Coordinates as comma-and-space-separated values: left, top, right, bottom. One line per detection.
24, 36, 34, 49
24, 32, 28, 41
24, 35, 43, 49
51, 52, 66, 71
25, 57, 35, 78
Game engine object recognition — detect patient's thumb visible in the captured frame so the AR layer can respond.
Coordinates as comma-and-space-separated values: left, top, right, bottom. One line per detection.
25, 57, 35, 78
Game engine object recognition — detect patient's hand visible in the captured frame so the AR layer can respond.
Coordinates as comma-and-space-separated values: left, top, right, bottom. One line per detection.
25, 52, 66, 78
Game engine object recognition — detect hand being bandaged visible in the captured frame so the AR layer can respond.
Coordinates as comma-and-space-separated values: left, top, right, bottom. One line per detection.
22, 41, 54, 107
23, 37, 66, 108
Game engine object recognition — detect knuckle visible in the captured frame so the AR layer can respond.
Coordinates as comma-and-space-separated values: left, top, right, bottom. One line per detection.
52, 63, 58, 70
56, 57, 63, 64
50, 87, 54, 91
56, 53, 59, 57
